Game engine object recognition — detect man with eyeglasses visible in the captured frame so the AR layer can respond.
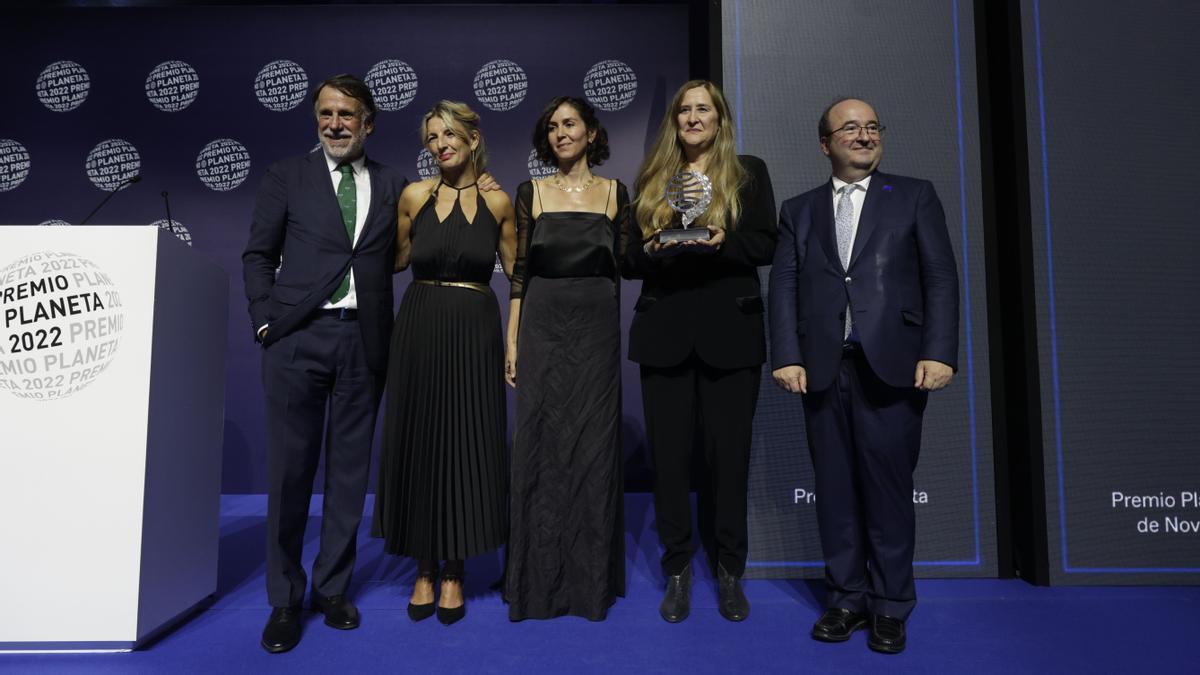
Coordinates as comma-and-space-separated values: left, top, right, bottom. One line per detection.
768, 97, 959, 654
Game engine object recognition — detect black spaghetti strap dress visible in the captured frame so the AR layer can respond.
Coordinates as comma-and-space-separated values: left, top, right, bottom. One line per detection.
504, 179, 628, 620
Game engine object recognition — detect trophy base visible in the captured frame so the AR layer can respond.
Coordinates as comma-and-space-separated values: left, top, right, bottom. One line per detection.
658, 227, 711, 244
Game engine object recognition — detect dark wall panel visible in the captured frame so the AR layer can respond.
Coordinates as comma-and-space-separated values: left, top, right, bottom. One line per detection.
1022, 0, 1200, 584
724, 0, 996, 578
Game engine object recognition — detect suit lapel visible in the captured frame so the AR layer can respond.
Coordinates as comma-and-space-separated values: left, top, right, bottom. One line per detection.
814, 179, 842, 273
849, 171, 887, 268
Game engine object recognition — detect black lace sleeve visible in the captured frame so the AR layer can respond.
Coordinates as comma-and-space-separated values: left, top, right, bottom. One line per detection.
510, 180, 534, 299
614, 181, 631, 281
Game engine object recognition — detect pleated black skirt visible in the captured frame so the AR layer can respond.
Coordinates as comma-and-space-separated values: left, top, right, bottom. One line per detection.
373, 281, 508, 560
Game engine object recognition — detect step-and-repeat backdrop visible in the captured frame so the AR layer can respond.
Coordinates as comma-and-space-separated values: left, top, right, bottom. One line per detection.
0, 4, 687, 494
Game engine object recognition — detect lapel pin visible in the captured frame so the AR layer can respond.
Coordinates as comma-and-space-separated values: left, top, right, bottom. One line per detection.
883, 184, 893, 192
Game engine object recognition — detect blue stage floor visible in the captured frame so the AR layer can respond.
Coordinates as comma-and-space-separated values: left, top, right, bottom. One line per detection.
3, 494, 1199, 673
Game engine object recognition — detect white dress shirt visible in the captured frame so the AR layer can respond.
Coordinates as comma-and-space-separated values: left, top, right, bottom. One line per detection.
321, 152, 371, 310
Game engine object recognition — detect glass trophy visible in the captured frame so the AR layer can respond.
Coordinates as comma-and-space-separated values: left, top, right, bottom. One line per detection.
659, 171, 713, 244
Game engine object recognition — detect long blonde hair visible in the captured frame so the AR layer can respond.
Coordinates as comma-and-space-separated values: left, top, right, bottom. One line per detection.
634, 80, 745, 238
420, 100, 488, 179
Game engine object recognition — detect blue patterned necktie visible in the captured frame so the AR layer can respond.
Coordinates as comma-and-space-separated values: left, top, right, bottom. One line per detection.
329, 164, 356, 303
835, 184, 857, 340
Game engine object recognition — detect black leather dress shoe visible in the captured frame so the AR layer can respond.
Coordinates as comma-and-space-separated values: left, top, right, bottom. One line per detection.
312, 594, 360, 630
868, 614, 906, 654
716, 564, 750, 622
659, 564, 692, 623
261, 606, 303, 654
811, 608, 868, 642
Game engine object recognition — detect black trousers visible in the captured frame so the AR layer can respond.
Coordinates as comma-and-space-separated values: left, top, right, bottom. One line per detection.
640, 356, 760, 577
262, 314, 384, 608
802, 349, 927, 620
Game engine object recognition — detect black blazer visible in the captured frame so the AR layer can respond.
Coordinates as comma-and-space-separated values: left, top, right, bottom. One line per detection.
242, 152, 407, 371
768, 171, 958, 390
623, 155, 777, 370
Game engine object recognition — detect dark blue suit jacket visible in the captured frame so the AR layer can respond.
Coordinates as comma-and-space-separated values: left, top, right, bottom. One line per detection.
769, 171, 958, 390
242, 152, 406, 371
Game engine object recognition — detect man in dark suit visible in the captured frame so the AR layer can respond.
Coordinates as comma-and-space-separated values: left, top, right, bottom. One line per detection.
768, 98, 958, 654
243, 74, 406, 653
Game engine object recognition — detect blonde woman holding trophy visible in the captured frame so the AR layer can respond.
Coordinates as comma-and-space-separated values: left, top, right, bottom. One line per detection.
623, 79, 777, 624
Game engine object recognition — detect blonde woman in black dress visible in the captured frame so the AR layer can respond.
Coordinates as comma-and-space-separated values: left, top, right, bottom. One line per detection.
374, 100, 515, 625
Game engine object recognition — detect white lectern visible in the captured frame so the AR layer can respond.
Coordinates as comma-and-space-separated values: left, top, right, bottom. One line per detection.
0, 226, 228, 651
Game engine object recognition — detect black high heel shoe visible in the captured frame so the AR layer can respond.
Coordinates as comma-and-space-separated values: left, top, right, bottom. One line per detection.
407, 564, 437, 622
436, 570, 466, 626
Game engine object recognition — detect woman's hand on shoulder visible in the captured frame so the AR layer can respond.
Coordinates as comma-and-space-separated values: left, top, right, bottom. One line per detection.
480, 185, 514, 214
478, 172, 502, 193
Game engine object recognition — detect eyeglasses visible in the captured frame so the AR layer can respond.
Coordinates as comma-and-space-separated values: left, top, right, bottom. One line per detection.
830, 123, 885, 139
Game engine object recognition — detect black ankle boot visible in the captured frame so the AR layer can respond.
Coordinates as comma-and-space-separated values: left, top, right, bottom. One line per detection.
659, 564, 692, 623
717, 563, 749, 621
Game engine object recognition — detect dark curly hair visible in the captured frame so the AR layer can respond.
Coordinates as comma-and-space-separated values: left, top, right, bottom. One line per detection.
531, 96, 610, 167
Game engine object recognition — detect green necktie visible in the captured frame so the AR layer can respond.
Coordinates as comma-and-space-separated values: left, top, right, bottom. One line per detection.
329, 164, 356, 303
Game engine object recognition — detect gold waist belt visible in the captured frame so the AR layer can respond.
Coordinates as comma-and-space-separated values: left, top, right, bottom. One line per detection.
414, 279, 491, 294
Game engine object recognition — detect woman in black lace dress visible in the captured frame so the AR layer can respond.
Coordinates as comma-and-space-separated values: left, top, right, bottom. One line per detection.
504, 96, 628, 621
374, 100, 515, 625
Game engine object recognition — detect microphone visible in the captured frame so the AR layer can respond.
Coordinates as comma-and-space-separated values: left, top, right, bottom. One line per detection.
79, 174, 141, 225
161, 190, 175, 231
